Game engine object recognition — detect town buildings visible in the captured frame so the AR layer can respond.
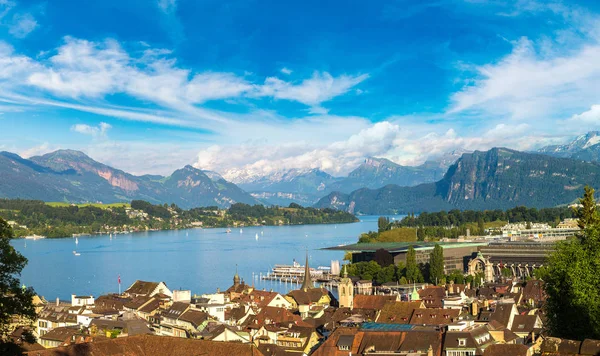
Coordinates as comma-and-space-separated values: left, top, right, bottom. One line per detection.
9, 254, 600, 356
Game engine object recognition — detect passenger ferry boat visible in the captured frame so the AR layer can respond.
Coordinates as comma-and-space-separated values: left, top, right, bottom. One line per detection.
262, 259, 333, 282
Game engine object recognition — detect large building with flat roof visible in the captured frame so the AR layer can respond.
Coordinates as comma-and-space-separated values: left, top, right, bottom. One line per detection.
326, 242, 487, 274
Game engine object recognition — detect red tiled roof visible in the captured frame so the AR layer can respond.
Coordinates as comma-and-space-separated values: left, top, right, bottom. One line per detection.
353, 295, 397, 310
25, 334, 265, 356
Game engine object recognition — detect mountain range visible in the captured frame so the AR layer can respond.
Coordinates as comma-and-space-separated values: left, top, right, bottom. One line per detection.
232, 151, 466, 206
2, 131, 600, 213
0, 150, 260, 209
315, 147, 600, 214
537, 131, 600, 161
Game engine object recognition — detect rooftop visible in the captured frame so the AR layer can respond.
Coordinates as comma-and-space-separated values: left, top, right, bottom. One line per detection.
324, 241, 488, 252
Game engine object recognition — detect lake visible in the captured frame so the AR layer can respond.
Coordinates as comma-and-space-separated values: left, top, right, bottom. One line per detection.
11, 215, 404, 300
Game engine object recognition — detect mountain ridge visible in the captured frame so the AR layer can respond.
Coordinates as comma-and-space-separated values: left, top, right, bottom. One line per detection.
0, 150, 260, 209
315, 147, 600, 214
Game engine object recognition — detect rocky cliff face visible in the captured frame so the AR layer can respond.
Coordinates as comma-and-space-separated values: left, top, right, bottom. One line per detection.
315, 148, 600, 214
2, 151, 260, 209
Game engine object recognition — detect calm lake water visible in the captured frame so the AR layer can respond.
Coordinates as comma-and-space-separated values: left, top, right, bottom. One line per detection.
11, 215, 404, 300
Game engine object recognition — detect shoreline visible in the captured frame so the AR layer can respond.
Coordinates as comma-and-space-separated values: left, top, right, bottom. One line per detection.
11, 219, 360, 239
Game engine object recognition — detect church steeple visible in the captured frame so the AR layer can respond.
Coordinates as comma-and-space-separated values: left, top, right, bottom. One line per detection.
339, 264, 354, 309
300, 251, 312, 291
233, 264, 240, 287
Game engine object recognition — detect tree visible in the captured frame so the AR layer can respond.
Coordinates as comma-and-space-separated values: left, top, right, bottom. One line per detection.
477, 218, 485, 235
574, 186, 600, 230
429, 244, 444, 285
0, 218, 36, 354
378, 216, 390, 233
405, 246, 424, 283
544, 187, 600, 340
376, 265, 396, 285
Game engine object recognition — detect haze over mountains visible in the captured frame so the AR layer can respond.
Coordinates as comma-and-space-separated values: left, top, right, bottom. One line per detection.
231, 150, 468, 206
1, 132, 599, 213
537, 131, 600, 162
0, 150, 260, 209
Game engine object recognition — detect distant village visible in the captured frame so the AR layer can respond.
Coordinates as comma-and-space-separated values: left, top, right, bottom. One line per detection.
8, 248, 600, 356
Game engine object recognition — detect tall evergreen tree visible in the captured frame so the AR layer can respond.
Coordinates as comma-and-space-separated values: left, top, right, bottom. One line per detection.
574, 186, 600, 230
544, 187, 600, 340
429, 244, 444, 285
0, 218, 37, 354
405, 245, 424, 283
378, 216, 390, 233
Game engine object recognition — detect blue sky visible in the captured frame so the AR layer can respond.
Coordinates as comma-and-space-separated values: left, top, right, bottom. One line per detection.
1, 0, 600, 179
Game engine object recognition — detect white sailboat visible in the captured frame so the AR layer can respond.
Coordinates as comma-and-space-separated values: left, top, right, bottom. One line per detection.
186, 232, 189, 237
255, 233, 259, 241
75, 237, 79, 245
240, 229, 243, 234
261, 231, 263, 235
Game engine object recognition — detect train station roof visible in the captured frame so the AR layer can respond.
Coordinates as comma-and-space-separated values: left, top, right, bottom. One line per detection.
323, 241, 488, 253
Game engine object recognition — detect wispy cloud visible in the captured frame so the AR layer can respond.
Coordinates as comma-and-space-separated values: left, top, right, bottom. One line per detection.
71, 122, 112, 137
157, 0, 177, 14
280, 67, 292, 75
448, 20, 600, 122
20, 142, 52, 158
0, 37, 369, 129
258, 72, 369, 113
9, 12, 37, 38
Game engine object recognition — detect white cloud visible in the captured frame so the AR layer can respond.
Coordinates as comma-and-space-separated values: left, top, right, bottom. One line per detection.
9, 12, 37, 38
449, 1, 600, 125
449, 37, 600, 120
0, 37, 368, 126
20, 142, 52, 158
157, 0, 177, 13
280, 67, 292, 75
258, 72, 369, 111
0, 0, 15, 20
569, 105, 600, 127
70, 122, 112, 137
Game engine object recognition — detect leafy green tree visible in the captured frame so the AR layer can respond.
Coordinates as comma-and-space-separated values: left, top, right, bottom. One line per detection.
399, 276, 408, 284
376, 265, 396, 285
405, 246, 424, 283
574, 186, 600, 230
544, 187, 600, 340
429, 244, 444, 285
0, 218, 37, 354
395, 261, 406, 281
446, 270, 465, 284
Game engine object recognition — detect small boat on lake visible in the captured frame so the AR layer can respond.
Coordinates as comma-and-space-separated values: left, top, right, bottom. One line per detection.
72, 251, 81, 256
24, 234, 45, 240
226, 228, 232, 234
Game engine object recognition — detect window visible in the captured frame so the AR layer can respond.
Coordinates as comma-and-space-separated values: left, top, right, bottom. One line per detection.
338, 345, 349, 351
458, 338, 467, 346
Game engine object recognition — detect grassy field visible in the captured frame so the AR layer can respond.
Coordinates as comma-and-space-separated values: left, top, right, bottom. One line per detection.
377, 227, 418, 242
46, 202, 131, 209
